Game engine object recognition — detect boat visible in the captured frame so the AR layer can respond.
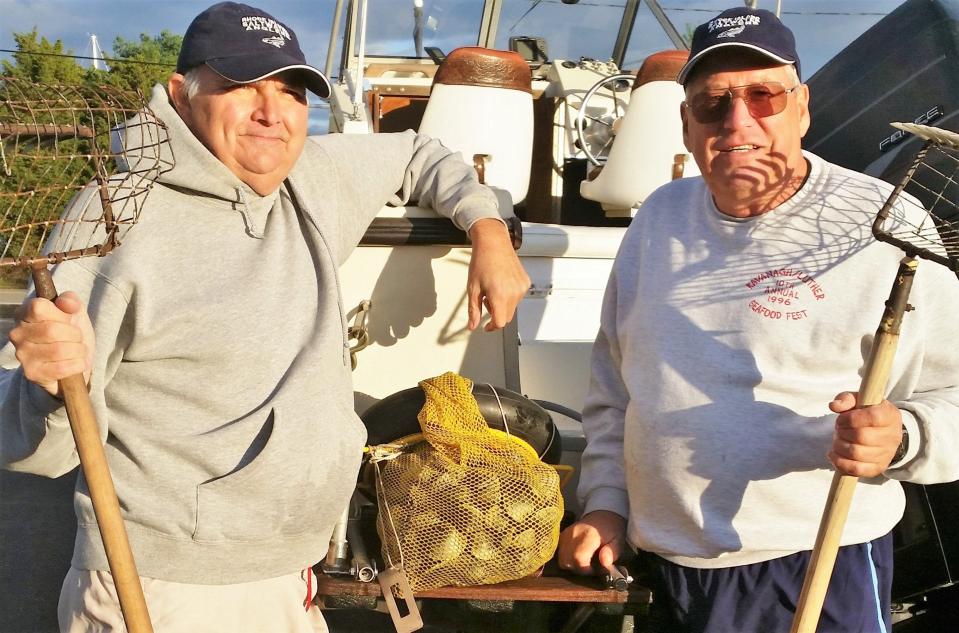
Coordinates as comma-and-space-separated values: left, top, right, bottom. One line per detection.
331, 0, 691, 421
806, 0, 959, 220
330, 0, 694, 523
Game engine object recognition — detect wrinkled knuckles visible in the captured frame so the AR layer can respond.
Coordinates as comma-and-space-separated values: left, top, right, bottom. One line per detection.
835, 440, 861, 460
833, 457, 880, 478
43, 358, 85, 382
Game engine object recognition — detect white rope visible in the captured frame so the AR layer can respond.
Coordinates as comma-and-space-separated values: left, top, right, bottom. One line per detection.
485, 383, 510, 437
372, 460, 404, 569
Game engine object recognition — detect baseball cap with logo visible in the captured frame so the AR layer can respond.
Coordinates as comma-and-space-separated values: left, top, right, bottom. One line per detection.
676, 7, 800, 85
176, 2, 331, 98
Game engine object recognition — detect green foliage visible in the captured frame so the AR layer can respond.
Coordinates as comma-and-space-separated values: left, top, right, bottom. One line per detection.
2, 28, 180, 96
0, 132, 94, 287
102, 30, 181, 94
1, 28, 85, 84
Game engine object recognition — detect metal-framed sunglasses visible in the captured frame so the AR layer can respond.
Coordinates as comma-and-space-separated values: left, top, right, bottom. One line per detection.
684, 81, 801, 124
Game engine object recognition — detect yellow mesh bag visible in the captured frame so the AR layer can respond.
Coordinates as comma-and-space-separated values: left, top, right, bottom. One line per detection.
373, 372, 563, 592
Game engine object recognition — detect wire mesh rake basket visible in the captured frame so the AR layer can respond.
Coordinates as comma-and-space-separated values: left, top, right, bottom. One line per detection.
0, 77, 172, 286
873, 122, 959, 271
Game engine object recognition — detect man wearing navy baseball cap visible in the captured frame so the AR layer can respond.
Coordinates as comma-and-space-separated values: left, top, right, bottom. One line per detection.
5, 2, 530, 632
560, 5, 959, 633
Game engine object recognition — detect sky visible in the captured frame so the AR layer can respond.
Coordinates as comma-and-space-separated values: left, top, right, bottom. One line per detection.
0, 1, 343, 72
0, 0, 906, 129
0, 1, 345, 132
0, 1, 906, 74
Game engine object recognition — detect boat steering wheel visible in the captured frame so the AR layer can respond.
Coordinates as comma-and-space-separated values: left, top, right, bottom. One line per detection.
574, 73, 634, 166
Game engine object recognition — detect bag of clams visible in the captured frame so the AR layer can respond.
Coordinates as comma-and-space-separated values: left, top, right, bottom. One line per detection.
372, 372, 564, 591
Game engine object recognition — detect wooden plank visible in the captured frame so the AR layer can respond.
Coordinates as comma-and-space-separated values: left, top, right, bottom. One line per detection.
314, 571, 651, 605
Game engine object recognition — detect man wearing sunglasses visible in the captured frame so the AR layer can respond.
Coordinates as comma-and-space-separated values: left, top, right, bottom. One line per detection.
559, 6, 959, 632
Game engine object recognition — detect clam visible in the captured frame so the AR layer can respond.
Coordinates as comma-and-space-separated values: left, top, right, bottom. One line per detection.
504, 497, 536, 522
470, 532, 497, 561
427, 524, 465, 563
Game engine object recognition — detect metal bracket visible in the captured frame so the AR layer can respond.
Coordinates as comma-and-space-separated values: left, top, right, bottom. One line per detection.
527, 284, 553, 299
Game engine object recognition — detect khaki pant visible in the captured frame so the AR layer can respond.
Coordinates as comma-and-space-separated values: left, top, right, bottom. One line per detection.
58, 566, 328, 633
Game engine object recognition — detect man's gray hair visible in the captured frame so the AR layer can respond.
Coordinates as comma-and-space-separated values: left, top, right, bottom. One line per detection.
178, 67, 310, 104
180, 67, 204, 102
784, 64, 800, 86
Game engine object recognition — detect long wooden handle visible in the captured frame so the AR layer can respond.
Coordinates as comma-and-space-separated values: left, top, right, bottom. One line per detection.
791, 257, 917, 633
790, 470, 858, 633
31, 265, 154, 633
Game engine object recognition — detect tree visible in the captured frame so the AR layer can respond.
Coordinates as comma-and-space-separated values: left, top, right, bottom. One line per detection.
103, 30, 182, 95
1, 28, 85, 84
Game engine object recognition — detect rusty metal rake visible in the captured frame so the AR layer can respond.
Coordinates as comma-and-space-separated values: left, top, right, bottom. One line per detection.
792, 122, 959, 633
0, 76, 173, 633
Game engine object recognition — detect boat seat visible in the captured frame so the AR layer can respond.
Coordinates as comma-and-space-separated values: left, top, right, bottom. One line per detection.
580, 50, 699, 216
418, 47, 534, 205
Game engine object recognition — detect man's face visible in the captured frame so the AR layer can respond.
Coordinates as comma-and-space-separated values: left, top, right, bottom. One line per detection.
168, 66, 308, 196
681, 52, 810, 217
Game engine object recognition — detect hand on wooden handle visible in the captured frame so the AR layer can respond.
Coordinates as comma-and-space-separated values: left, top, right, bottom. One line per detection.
828, 391, 903, 478
9, 291, 95, 398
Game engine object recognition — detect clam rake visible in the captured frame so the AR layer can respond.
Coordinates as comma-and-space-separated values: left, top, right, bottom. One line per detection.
792, 122, 959, 633
0, 77, 173, 633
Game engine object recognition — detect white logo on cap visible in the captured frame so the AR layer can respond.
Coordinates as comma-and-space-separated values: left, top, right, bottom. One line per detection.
241, 16, 291, 47
708, 15, 761, 33
716, 25, 746, 39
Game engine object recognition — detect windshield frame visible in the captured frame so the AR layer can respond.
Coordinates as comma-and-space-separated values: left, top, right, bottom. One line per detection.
333, 0, 685, 76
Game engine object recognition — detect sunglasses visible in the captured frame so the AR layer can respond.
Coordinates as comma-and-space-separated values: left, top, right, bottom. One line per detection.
684, 81, 800, 124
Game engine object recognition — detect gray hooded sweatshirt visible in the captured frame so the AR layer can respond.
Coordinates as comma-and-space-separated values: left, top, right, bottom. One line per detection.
0, 85, 505, 584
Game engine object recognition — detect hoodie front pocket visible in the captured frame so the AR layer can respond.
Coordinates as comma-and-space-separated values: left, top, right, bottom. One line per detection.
192, 407, 361, 543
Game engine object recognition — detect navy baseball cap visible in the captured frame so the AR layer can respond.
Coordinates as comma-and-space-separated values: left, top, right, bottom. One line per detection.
677, 7, 800, 85
176, 2, 331, 98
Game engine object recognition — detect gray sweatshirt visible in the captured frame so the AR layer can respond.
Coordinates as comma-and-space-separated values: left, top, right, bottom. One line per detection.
578, 151, 959, 568
0, 85, 505, 583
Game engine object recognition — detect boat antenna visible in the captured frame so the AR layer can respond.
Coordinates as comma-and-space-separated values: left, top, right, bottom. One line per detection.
508, 0, 544, 33
414, 0, 424, 58
324, 0, 345, 79
743, 1, 782, 18
84, 33, 109, 71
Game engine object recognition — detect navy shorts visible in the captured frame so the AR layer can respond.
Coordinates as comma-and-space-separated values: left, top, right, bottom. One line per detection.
637, 531, 893, 633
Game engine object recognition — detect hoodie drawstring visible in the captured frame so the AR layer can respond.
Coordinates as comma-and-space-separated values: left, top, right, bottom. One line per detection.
235, 186, 265, 238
